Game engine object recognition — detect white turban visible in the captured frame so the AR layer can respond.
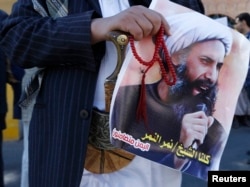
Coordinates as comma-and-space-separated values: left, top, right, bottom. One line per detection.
165, 12, 233, 56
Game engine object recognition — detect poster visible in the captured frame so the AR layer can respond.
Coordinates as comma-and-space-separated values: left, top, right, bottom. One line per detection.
109, 0, 250, 181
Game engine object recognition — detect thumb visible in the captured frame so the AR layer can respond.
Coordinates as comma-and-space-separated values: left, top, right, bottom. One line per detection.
207, 116, 214, 128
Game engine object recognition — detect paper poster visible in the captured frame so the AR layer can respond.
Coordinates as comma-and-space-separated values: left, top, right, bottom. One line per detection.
109, 0, 250, 181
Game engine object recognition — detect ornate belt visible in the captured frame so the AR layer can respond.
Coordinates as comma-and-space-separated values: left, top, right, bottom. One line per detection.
89, 109, 114, 150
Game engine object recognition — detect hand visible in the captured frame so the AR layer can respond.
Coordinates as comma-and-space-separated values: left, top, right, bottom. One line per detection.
91, 5, 170, 43
179, 111, 214, 148
173, 111, 213, 170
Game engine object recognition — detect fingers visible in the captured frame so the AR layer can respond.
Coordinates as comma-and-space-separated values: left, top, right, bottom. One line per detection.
181, 112, 213, 146
191, 116, 214, 144
113, 6, 169, 40
183, 120, 206, 145
159, 14, 171, 36
192, 128, 206, 145
91, 5, 170, 43
207, 116, 214, 128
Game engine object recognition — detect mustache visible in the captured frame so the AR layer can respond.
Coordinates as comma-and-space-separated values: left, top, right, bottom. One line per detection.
168, 73, 218, 105
190, 79, 215, 93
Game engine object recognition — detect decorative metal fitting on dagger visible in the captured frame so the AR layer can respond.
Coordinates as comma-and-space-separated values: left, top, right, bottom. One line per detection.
117, 34, 128, 46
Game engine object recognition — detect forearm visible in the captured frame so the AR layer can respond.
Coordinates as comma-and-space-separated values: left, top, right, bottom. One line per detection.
0, 1, 104, 71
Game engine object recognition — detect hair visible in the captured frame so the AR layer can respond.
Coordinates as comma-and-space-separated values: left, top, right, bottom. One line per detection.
236, 12, 250, 27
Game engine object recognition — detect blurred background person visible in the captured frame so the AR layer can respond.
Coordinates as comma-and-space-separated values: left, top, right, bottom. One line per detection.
1, 9, 25, 186
233, 12, 250, 164
6, 58, 25, 140
0, 44, 7, 187
232, 12, 250, 129
0, 9, 8, 187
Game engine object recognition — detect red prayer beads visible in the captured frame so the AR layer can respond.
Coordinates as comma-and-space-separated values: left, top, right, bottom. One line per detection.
129, 24, 177, 86
129, 24, 177, 127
